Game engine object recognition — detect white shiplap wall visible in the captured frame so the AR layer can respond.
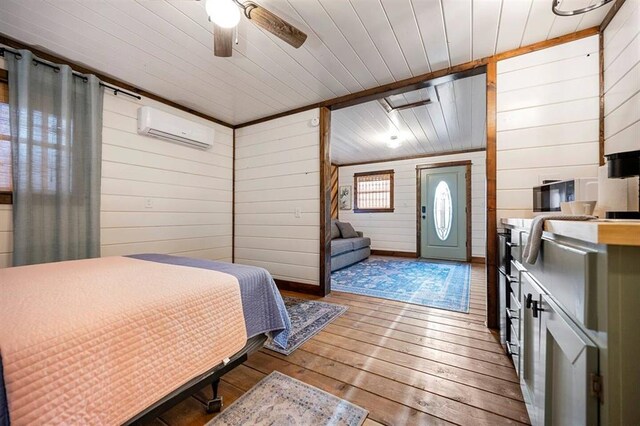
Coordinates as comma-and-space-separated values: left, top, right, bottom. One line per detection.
604, 0, 640, 157
0, 78, 234, 268
338, 150, 487, 258
234, 109, 320, 286
496, 35, 600, 222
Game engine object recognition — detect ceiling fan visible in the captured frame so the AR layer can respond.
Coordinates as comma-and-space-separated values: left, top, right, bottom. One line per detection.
202, 0, 308, 57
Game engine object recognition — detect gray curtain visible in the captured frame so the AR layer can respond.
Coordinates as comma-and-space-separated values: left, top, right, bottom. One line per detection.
7, 50, 103, 266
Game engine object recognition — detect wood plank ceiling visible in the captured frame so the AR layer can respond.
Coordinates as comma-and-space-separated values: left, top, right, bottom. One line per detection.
0, 0, 613, 125
331, 73, 487, 165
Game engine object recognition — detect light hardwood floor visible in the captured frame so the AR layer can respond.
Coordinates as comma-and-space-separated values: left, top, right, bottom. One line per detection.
146, 263, 529, 425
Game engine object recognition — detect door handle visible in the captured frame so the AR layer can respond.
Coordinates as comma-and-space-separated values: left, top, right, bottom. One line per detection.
421, 206, 426, 213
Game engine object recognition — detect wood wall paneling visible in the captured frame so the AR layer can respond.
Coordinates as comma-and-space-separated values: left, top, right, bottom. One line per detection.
485, 59, 497, 329
600, 0, 629, 32
319, 107, 331, 296
234, 109, 321, 287
330, 165, 339, 219
370, 250, 418, 258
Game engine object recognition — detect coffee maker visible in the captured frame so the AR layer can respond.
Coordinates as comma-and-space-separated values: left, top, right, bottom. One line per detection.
605, 150, 640, 219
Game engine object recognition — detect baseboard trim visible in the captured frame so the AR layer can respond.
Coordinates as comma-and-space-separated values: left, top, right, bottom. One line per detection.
371, 250, 418, 258
471, 256, 486, 264
274, 279, 323, 296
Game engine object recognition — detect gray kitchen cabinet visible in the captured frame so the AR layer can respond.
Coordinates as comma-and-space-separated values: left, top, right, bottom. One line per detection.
500, 219, 640, 425
520, 272, 542, 425
538, 293, 599, 426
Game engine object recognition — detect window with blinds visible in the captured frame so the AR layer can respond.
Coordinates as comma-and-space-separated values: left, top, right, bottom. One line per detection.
0, 70, 11, 204
353, 170, 394, 213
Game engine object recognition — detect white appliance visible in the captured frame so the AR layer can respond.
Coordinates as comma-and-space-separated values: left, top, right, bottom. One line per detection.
137, 106, 214, 150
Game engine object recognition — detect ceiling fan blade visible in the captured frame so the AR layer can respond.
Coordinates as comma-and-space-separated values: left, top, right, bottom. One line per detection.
245, 3, 307, 48
213, 23, 233, 57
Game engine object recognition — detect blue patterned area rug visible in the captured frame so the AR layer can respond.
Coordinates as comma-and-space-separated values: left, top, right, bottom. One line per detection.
208, 371, 368, 426
264, 297, 347, 355
331, 257, 471, 313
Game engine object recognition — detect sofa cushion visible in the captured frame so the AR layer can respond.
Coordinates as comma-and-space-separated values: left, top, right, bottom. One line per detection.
330, 220, 341, 240
337, 221, 358, 239
351, 237, 371, 251
331, 246, 370, 272
331, 239, 354, 256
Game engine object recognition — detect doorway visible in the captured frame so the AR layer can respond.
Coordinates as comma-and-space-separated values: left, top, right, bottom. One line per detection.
417, 161, 471, 262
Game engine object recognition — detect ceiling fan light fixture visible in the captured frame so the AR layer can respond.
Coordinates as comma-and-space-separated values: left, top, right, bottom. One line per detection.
386, 135, 402, 149
552, 0, 615, 16
206, 0, 241, 28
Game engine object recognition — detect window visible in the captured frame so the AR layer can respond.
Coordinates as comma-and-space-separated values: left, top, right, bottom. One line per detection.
353, 170, 394, 213
433, 180, 453, 240
0, 69, 11, 204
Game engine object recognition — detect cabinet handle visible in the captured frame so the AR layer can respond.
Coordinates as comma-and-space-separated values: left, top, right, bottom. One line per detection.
532, 300, 545, 318
525, 293, 533, 309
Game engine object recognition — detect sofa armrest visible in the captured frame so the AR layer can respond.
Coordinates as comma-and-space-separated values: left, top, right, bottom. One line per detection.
356, 231, 363, 237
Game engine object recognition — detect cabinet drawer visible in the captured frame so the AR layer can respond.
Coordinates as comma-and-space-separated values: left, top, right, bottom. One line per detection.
506, 322, 521, 377
508, 231, 522, 263
508, 307, 520, 340
509, 290, 521, 311
520, 234, 598, 329
509, 275, 521, 301
509, 260, 525, 296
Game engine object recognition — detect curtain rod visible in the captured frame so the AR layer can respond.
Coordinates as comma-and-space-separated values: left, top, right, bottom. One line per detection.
0, 47, 142, 100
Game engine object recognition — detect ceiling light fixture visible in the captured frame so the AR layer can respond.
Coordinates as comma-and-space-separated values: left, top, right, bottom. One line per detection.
206, 0, 241, 28
387, 135, 402, 149
552, 0, 614, 16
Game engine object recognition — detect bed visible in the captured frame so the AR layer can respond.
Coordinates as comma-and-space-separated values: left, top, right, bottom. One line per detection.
0, 254, 290, 425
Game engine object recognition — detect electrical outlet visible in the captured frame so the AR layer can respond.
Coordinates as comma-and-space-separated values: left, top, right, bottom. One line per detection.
145, 198, 153, 209
294, 208, 301, 218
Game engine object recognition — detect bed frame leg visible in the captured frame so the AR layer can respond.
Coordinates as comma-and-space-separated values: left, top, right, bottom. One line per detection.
206, 378, 223, 413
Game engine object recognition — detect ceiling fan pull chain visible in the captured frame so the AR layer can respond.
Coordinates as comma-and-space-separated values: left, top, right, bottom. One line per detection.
235, 26, 239, 45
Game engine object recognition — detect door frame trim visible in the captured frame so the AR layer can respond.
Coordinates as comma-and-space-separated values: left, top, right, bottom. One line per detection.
416, 160, 472, 262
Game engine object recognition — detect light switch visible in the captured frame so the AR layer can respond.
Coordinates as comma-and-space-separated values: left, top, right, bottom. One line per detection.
294, 208, 301, 218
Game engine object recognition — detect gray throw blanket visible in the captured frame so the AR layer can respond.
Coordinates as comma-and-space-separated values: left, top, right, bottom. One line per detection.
127, 254, 291, 348
522, 215, 595, 264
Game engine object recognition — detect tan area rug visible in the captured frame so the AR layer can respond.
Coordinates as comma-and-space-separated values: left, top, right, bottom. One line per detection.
207, 371, 368, 426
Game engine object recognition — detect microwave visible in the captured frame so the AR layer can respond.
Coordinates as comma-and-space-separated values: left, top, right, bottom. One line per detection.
533, 178, 597, 212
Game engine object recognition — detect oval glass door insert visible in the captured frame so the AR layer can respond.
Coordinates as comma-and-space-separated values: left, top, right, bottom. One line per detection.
433, 180, 453, 241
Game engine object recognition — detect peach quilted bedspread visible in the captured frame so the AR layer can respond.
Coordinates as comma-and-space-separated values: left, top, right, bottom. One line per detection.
0, 256, 247, 425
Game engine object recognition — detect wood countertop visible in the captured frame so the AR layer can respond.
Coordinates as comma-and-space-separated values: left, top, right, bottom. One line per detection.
501, 218, 640, 247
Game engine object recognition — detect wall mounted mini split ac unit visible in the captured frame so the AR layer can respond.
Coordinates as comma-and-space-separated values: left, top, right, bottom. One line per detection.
137, 106, 214, 150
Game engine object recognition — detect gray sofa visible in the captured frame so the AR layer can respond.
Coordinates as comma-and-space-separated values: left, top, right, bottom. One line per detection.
330, 220, 371, 272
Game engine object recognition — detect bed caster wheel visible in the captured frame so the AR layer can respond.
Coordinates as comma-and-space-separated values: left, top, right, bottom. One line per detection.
206, 396, 223, 413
